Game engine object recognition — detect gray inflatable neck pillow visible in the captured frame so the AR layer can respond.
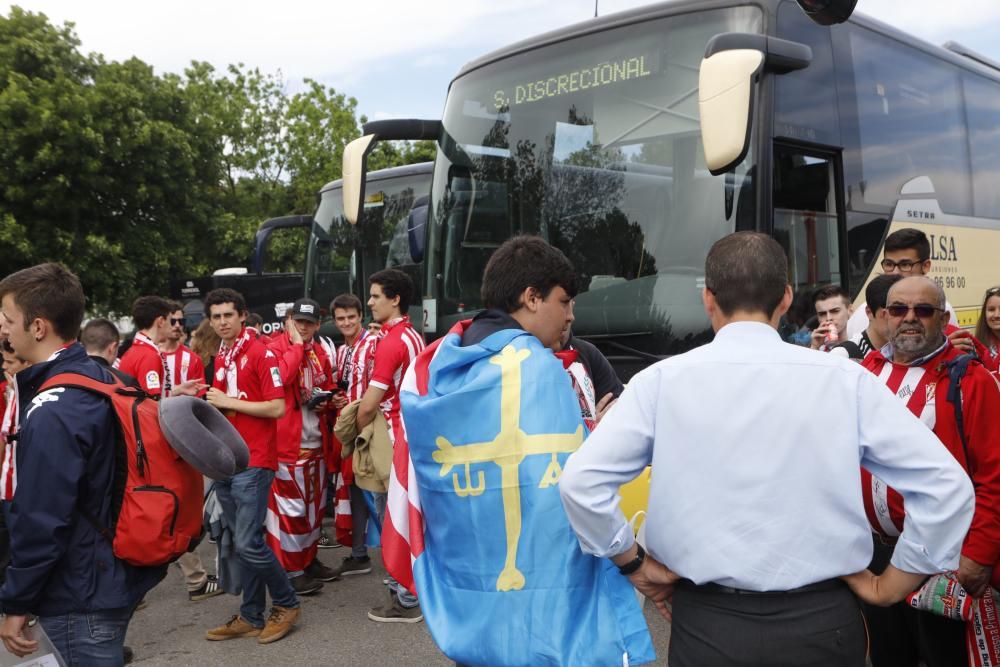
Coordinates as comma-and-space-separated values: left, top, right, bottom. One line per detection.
159, 396, 250, 480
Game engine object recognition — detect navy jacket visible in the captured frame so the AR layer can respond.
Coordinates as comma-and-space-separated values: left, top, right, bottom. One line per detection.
0, 344, 165, 616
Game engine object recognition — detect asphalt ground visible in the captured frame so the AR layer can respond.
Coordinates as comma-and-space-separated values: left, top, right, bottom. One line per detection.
124, 519, 672, 666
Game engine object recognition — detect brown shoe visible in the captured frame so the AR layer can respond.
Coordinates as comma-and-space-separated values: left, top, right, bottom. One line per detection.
205, 615, 261, 641
257, 605, 300, 644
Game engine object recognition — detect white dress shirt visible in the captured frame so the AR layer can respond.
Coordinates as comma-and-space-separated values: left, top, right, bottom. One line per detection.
560, 321, 974, 592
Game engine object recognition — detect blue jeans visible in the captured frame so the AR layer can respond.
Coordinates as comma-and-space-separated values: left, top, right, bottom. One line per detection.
215, 467, 298, 627
39, 607, 133, 667
372, 492, 419, 609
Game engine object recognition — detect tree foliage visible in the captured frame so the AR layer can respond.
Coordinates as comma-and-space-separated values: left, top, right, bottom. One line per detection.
0, 7, 436, 314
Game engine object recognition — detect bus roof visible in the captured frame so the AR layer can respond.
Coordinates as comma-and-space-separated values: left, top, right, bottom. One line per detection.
319, 161, 433, 195
452, 0, 1000, 85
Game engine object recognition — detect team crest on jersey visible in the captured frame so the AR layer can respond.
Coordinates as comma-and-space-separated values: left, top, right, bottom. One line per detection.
145, 370, 161, 390
240, 355, 248, 370
270, 367, 282, 388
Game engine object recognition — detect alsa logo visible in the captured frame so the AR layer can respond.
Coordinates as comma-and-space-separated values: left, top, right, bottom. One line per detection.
928, 234, 957, 262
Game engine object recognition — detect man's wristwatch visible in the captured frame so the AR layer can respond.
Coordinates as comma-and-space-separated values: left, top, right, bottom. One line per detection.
618, 543, 646, 576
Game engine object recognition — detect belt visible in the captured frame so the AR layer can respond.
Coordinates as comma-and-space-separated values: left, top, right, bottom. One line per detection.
682, 578, 843, 596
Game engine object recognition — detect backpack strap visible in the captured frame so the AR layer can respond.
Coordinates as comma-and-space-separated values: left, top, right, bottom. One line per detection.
942, 353, 979, 472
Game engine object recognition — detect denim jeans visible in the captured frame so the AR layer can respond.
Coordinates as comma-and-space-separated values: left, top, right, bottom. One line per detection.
215, 466, 299, 627
372, 491, 419, 609
39, 606, 133, 667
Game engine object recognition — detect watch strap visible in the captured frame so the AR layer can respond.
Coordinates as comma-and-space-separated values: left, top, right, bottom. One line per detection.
617, 543, 646, 576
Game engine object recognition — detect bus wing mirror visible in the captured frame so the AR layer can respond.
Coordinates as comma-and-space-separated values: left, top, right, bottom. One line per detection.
699, 34, 811, 175
343, 119, 442, 225
343, 134, 377, 225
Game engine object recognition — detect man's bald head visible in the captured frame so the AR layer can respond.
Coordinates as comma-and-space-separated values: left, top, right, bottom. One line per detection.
887, 276, 945, 310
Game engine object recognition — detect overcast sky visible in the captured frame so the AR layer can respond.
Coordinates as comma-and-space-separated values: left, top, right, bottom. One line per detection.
6, 0, 1000, 121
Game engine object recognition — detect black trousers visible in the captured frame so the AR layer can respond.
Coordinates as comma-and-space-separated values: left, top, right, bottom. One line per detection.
669, 580, 867, 667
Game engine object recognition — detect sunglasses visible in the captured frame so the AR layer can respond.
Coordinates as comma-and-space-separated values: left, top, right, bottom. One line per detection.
885, 304, 944, 319
170, 317, 186, 327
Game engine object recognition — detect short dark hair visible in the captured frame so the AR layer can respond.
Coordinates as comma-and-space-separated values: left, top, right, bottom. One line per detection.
203, 288, 247, 317
884, 228, 930, 261
812, 284, 850, 309
245, 312, 263, 328
865, 274, 904, 312
481, 235, 578, 313
704, 232, 788, 317
81, 318, 120, 352
331, 293, 363, 315
369, 269, 413, 313
0, 263, 86, 341
132, 295, 172, 330
166, 300, 184, 314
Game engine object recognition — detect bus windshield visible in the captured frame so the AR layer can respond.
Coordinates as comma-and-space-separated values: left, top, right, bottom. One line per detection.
428, 6, 761, 357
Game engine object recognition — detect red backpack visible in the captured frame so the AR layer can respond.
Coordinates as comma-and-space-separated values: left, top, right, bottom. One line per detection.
40, 373, 203, 566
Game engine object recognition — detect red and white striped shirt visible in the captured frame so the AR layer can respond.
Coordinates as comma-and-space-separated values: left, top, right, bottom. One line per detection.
163, 345, 205, 387
368, 316, 425, 446
335, 330, 377, 403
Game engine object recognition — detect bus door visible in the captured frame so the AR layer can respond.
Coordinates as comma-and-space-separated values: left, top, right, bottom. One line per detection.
772, 142, 848, 308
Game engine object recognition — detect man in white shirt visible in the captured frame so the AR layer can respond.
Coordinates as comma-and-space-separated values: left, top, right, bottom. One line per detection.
560, 231, 975, 667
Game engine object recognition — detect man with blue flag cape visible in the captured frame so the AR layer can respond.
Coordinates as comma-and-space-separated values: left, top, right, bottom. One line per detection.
394, 236, 655, 667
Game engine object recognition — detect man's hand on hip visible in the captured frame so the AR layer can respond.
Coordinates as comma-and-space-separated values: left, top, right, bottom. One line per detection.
629, 556, 680, 621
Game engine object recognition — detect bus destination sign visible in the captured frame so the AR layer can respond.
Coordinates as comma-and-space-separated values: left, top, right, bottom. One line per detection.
493, 54, 655, 110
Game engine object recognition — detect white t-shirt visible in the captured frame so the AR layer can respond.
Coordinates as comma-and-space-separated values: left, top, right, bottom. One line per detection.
846, 300, 957, 339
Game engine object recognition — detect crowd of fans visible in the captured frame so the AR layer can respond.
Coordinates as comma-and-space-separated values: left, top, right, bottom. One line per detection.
0, 227, 997, 666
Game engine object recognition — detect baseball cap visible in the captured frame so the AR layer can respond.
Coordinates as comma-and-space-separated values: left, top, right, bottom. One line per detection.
290, 298, 321, 323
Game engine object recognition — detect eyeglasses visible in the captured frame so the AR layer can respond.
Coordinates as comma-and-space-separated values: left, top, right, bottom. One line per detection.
885, 303, 945, 319
170, 317, 186, 327
880, 258, 927, 273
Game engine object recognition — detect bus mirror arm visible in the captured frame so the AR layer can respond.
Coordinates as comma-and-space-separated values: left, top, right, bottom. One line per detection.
699, 34, 811, 176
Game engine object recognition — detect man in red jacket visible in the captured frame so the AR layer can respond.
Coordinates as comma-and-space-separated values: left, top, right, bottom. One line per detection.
264, 299, 339, 595
862, 275, 1000, 667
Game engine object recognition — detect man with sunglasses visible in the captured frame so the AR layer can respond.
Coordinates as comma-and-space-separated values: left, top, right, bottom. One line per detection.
860, 275, 1000, 667
846, 228, 959, 340
161, 302, 205, 390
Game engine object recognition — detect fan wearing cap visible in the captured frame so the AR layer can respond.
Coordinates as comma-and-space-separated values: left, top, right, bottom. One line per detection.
263, 298, 339, 595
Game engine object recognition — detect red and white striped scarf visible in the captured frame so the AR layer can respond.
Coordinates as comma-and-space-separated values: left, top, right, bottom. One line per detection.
264, 450, 327, 572
216, 328, 252, 396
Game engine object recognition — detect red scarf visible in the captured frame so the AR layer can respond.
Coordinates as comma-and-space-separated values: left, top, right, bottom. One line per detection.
217, 328, 253, 395
299, 340, 327, 402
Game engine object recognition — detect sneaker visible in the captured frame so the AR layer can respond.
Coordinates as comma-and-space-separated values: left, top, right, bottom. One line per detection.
206, 615, 262, 641
333, 555, 373, 578
190, 574, 225, 601
290, 573, 324, 595
368, 598, 423, 624
317, 530, 342, 549
258, 605, 300, 644
305, 558, 339, 582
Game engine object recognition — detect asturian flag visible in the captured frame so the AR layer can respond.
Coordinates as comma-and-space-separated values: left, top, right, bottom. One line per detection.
389, 320, 655, 667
